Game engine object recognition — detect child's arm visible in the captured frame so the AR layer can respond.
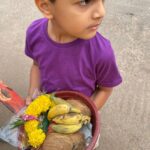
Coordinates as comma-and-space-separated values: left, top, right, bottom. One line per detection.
26, 60, 40, 105
91, 87, 113, 110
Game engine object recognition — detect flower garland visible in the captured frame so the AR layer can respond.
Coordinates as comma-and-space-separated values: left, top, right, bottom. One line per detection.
25, 95, 56, 148
13, 94, 55, 148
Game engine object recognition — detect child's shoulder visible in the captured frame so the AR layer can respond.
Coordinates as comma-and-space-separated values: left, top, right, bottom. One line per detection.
90, 32, 114, 58
91, 32, 111, 49
26, 18, 47, 37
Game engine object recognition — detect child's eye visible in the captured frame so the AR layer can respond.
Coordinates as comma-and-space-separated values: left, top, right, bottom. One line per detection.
79, 0, 91, 6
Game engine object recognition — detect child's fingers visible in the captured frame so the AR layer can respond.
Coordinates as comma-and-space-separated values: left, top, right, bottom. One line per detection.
26, 96, 32, 105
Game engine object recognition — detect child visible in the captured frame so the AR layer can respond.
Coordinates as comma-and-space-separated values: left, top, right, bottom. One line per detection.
25, 0, 122, 148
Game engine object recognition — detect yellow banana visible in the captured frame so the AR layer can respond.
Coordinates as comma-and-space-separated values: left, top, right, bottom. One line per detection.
50, 95, 71, 106
47, 104, 71, 120
52, 113, 91, 125
50, 123, 82, 134
81, 115, 91, 124
52, 113, 83, 125
47, 103, 81, 120
49, 94, 81, 113
70, 107, 81, 113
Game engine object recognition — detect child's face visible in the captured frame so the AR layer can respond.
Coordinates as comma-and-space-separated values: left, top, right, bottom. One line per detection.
43, 0, 105, 39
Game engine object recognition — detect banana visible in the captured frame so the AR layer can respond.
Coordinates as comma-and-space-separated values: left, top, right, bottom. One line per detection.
52, 113, 91, 125
50, 123, 82, 134
50, 95, 71, 106
47, 104, 71, 120
70, 107, 81, 113
49, 94, 81, 113
81, 115, 91, 124
52, 113, 82, 125
47, 103, 81, 120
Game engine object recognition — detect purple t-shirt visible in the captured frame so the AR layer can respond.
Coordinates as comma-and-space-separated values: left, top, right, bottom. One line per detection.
25, 18, 122, 97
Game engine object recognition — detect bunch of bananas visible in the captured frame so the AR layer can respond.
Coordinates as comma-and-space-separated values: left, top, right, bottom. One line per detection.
47, 95, 91, 134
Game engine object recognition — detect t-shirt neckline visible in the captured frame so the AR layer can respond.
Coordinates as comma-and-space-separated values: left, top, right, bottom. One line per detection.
43, 18, 83, 48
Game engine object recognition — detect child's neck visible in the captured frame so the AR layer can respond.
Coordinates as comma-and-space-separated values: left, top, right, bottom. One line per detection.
48, 20, 78, 43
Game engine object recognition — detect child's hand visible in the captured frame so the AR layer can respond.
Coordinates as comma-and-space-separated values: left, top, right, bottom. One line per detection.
26, 96, 32, 105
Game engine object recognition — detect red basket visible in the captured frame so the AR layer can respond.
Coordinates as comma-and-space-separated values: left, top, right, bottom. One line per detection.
55, 91, 100, 150
18, 90, 100, 150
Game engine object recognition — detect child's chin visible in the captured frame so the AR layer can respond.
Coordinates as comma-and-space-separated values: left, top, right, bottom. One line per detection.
80, 32, 97, 40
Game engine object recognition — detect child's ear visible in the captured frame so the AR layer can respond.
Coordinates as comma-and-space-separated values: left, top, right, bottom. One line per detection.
35, 0, 54, 19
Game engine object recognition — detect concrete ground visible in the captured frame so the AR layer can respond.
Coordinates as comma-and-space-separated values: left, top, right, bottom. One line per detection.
0, 0, 150, 150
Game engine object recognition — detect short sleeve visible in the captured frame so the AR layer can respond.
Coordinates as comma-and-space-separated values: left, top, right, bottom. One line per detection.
96, 41, 122, 87
24, 29, 34, 59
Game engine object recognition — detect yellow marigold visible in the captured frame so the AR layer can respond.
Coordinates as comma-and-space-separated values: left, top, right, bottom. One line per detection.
25, 95, 51, 116
28, 129, 46, 148
23, 94, 53, 148
24, 120, 39, 134
37, 95, 52, 112
25, 102, 42, 116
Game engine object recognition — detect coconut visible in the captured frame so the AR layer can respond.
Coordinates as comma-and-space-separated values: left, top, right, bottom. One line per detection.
40, 131, 85, 150
41, 132, 72, 150
69, 131, 85, 150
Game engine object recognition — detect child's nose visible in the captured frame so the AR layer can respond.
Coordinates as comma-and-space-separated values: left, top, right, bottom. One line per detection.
92, 1, 105, 19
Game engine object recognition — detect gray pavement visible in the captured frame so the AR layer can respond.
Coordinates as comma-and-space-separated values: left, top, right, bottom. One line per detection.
0, 0, 150, 150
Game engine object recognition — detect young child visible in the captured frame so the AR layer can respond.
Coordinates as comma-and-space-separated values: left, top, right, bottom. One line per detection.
25, 0, 122, 148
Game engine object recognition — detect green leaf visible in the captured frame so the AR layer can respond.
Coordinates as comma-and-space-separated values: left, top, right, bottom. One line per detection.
10, 119, 25, 129
39, 112, 50, 133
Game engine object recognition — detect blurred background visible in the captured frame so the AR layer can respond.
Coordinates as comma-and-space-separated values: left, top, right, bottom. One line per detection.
0, 0, 149, 150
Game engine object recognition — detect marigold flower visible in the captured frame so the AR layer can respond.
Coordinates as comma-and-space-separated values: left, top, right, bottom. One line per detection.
24, 120, 39, 133
13, 94, 54, 148
25, 95, 51, 116
28, 129, 46, 148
